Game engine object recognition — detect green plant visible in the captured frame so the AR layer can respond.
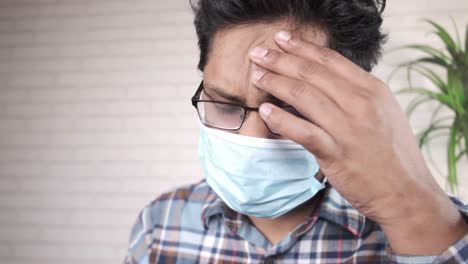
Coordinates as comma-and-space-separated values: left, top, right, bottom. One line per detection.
390, 19, 468, 192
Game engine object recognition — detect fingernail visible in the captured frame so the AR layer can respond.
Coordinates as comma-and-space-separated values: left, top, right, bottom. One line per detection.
259, 104, 272, 118
250, 47, 269, 58
252, 69, 266, 82
276, 31, 292, 42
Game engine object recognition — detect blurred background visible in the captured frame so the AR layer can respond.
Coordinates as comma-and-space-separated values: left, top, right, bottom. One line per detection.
0, 0, 467, 263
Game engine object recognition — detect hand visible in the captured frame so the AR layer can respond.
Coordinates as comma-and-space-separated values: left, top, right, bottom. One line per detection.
249, 30, 468, 255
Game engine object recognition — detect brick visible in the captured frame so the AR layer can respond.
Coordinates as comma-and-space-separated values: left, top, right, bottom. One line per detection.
75, 86, 127, 101
0, 0, 56, 7
0, 226, 42, 241
50, 132, 152, 146
53, 102, 106, 116
120, 177, 194, 194
54, 12, 193, 31
73, 117, 123, 131
0, 132, 50, 146
123, 115, 198, 130
30, 88, 78, 102
0, 119, 30, 132
0, 33, 34, 47
93, 162, 148, 178
0, 20, 15, 33
34, 26, 195, 45
6, 73, 56, 88
19, 177, 123, 193
12, 243, 118, 259
12, 46, 57, 59
0, 147, 75, 162
29, 118, 75, 132
0, 177, 19, 192
0, 243, 11, 257
86, 1, 189, 15
5, 103, 53, 117
0, 59, 82, 73
38, 3, 88, 17
126, 85, 187, 99
14, 17, 61, 32
91, 194, 153, 210
0, 193, 94, 209
0, 48, 12, 59
74, 145, 196, 162
0, 209, 71, 226
68, 210, 136, 227
47, 162, 96, 178
0, 6, 39, 19
0, 89, 28, 102
41, 227, 128, 243
57, 44, 106, 57
58, 72, 159, 87
0, 161, 48, 177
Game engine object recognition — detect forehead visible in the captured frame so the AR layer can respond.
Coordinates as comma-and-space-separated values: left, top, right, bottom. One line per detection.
203, 21, 327, 105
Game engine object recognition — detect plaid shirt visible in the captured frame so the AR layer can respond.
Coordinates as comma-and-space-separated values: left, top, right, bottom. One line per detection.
124, 180, 468, 264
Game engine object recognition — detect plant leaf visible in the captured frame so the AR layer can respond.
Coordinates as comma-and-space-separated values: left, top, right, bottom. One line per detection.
465, 24, 468, 64
457, 149, 466, 162
396, 88, 455, 110
405, 95, 433, 118
400, 44, 450, 63
462, 115, 468, 164
450, 17, 462, 51
447, 68, 466, 115
418, 125, 451, 147
414, 57, 449, 68
447, 121, 459, 192
425, 19, 460, 59
412, 65, 448, 93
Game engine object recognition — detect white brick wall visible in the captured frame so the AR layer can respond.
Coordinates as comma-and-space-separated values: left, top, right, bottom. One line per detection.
0, 0, 466, 263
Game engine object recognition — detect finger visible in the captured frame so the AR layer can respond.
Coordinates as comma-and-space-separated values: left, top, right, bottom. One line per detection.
273, 30, 371, 86
249, 46, 328, 83
249, 46, 358, 109
258, 102, 337, 160
252, 68, 346, 131
250, 47, 369, 112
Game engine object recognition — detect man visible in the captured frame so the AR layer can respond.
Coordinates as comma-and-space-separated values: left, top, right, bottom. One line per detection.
124, 0, 468, 263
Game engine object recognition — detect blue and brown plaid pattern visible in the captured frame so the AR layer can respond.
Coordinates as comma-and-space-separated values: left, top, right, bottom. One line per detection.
124, 180, 468, 263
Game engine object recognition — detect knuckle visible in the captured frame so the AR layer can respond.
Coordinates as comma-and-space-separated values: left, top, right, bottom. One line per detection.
298, 62, 321, 79
319, 47, 340, 64
290, 38, 304, 51
265, 51, 281, 67
258, 71, 273, 86
289, 81, 310, 99
351, 97, 380, 122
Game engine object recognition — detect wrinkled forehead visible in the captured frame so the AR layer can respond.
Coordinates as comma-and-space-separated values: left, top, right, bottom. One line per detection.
203, 21, 327, 105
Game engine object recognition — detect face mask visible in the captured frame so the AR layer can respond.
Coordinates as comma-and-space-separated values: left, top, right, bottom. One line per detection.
198, 124, 325, 219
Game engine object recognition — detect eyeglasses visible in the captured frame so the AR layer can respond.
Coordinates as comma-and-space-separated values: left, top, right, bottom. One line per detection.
191, 81, 303, 133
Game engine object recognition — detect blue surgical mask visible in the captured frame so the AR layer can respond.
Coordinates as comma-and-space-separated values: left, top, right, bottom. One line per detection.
198, 124, 325, 219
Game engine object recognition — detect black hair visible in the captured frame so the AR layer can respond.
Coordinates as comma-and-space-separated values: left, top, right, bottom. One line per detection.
190, 0, 387, 72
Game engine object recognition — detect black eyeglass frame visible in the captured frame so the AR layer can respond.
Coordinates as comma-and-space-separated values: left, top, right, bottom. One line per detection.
191, 81, 288, 133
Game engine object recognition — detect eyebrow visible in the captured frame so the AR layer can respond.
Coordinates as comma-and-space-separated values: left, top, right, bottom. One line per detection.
204, 83, 288, 106
204, 83, 245, 104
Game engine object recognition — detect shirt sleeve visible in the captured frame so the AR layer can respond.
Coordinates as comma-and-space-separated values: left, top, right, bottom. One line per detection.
386, 194, 468, 264
123, 206, 153, 264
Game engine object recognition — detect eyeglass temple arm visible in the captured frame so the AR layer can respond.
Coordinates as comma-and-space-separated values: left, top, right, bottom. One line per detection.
191, 81, 204, 107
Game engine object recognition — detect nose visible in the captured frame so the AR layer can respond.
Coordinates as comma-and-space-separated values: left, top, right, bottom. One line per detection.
236, 111, 281, 139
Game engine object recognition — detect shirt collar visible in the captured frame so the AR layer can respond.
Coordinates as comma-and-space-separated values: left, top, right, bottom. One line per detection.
201, 181, 367, 237
317, 183, 367, 237
201, 184, 240, 230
